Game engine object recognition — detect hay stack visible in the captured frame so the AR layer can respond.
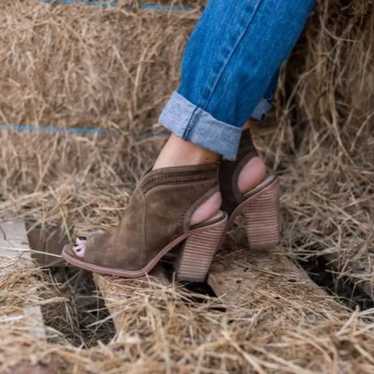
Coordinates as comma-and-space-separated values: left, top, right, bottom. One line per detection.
0, 0, 201, 230
256, 0, 374, 296
1, 0, 374, 372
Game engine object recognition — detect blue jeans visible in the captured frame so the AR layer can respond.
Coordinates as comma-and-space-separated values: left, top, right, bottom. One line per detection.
160, 0, 315, 160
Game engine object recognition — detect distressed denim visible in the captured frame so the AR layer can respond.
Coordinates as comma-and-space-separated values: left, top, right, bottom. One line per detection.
160, 0, 316, 159
251, 70, 279, 121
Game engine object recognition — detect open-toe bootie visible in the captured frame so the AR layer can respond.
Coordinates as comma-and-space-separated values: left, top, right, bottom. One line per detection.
220, 131, 280, 250
63, 163, 227, 282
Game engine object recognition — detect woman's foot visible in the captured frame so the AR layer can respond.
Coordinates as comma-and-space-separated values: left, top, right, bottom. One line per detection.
238, 156, 267, 193
62, 131, 271, 280
63, 161, 227, 282
153, 134, 266, 224
154, 134, 222, 225
219, 128, 280, 250
153, 134, 219, 169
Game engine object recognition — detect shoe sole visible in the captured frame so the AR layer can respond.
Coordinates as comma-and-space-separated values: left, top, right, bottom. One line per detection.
62, 213, 227, 282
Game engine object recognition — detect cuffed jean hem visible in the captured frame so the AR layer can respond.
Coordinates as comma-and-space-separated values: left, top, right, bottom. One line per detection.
251, 98, 272, 121
159, 91, 242, 160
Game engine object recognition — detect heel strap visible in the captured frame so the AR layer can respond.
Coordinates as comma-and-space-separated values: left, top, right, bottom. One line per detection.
219, 131, 257, 214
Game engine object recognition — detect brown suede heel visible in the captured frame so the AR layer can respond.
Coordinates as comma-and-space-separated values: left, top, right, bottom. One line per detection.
219, 131, 281, 250
62, 163, 227, 282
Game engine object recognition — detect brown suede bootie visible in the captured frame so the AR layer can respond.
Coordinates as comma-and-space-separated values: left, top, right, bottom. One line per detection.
62, 163, 227, 282
219, 131, 280, 250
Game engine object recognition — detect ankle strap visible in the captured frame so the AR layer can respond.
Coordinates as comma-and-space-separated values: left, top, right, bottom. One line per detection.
219, 131, 258, 214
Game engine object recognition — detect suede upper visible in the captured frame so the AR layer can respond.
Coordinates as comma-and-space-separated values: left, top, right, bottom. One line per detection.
74, 163, 219, 271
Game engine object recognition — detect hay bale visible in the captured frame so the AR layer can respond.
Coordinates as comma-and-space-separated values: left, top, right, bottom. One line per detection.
254, 0, 374, 298
1, 1, 374, 372
0, 0, 201, 229
0, 0, 199, 128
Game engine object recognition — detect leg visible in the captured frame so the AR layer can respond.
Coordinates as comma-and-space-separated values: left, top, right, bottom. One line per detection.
157, 0, 314, 221
63, 0, 316, 280
160, 0, 315, 160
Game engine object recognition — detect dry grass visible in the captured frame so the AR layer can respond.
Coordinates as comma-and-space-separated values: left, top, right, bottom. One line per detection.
1, 0, 374, 372
0, 0, 199, 229
2, 262, 374, 373
254, 0, 374, 295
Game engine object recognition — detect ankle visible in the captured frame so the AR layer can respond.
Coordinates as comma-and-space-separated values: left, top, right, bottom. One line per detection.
153, 134, 219, 170
238, 157, 266, 193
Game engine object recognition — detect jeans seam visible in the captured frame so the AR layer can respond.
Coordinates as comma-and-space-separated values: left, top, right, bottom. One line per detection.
202, 0, 265, 111
182, 106, 199, 139
160, 92, 242, 159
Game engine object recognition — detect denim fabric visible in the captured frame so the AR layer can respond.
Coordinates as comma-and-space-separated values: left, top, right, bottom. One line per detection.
251, 69, 279, 121
160, 0, 315, 159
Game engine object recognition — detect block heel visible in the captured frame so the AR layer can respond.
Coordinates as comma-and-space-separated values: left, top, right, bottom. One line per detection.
243, 178, 280, 250
175, 215, 227, 282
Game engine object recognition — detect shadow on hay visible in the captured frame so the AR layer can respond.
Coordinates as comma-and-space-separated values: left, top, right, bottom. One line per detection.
27, 223, 116, 347
41, 267, 116, 347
